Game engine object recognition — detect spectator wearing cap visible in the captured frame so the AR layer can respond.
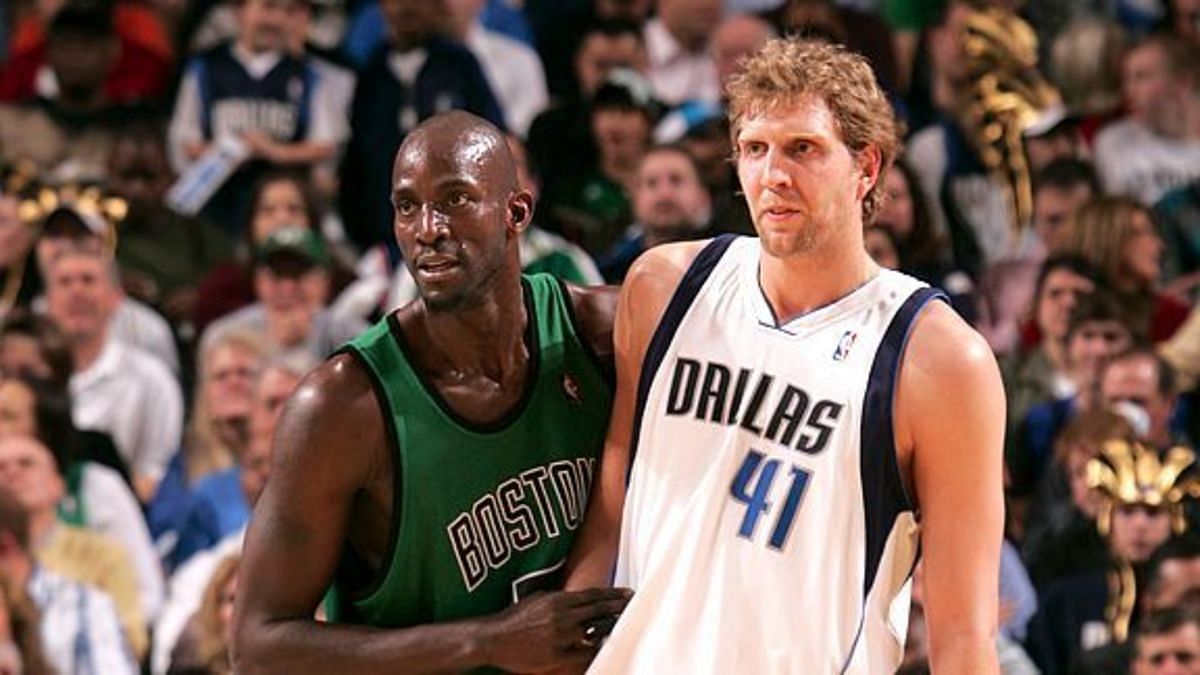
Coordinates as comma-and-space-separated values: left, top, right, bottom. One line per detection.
338, 0, 505, 252
33, 198, 181, 374
0, 3, 142, 181
169, 0, 342, 230
42, 242, 184, 503
599, 144, 711, 283
1100, 348, 1190, 451
200, 226, 367, 364
544, 72, 657, 256
445, 0, 549, 138
526, 17, 648, 221
0, 483, 135, 675
643, 0, 722, 106
1094, 33, 1200, 206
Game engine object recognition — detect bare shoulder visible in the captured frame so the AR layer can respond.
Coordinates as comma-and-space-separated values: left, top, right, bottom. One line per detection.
563, 283, 619, 363
901, 301, 1000, 388
622, 239, 709, 314
271, 353, 385, 482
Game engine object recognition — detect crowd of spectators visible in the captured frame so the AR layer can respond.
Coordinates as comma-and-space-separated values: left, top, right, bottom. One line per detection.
1, 0, 1199, 672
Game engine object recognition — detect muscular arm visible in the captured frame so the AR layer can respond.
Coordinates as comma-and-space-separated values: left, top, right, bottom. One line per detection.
565, 242, 707, 590
896, 304, 1006, 674
234, 355, 629, 675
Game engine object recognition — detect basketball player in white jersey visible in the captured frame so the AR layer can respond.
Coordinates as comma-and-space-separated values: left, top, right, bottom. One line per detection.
565, 39, 1006, 673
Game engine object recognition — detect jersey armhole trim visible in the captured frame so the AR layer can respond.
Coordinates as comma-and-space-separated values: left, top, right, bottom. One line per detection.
627, 234, 738, 476
553, 276, 615, 392
328, 344, 405, 606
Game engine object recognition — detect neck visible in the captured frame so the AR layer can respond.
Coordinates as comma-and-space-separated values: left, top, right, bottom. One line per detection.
601, 155, 640, 194
29, 510, 56, 546
419, 265, 527, 382
758, 234, 877, 324
1043, 337, 1068, 371
71, 332, 107, 373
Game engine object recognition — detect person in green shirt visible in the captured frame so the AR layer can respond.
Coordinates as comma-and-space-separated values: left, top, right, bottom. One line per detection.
234, 110, 629, 674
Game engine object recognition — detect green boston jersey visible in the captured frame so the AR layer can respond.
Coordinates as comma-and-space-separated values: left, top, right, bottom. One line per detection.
330, 274, 613, 628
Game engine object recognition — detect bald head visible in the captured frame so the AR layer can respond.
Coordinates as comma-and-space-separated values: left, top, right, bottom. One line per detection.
394, 111, 518, 197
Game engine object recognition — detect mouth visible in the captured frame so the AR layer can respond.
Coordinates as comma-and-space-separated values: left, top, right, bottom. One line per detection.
415, 255, 461, 281
759, 206, 801, 222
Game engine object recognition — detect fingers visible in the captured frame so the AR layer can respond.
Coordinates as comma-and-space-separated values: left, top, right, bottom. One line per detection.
562, 587, 633, 608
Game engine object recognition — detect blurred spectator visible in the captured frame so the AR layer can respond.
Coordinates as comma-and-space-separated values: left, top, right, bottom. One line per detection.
872, 159, 974, 319
186, 333, 264, 485
777, 0, 899, 92
1002, 255, 1098, 433
1154, 175, 1200, 298
1167, 0, 1200, 46
1060, 196, 1189, 343
712, 13, 777, 95
599, 144, 711, 283
200, 227, 365, 363
110, 121, 234, 330
864, 224, 902, 270
1099, 348, 1188, 449
1034, 159, 1100, 255
1023, 111, 1087, 175
655, 103, 753, 236
43, 243, 184, 502
0, 372, 163, 624
0, 4, 138, 181
0, 172, 39, 321
0, 0, 173, 104
0, 484, 135, 674
1011, 291, 1134, 499
1021, 409, 1134, 589
0, 434, 146, 659
1048, 17, 1127, 136
644, 0, 722, 106
1141, 534, 1200, 614
0, 308, 72, 390
168, 0, 341, 230
550, 74, 656, 255
445, 0, 549, 137
527, 18, 647, 222
168, 555, 239, 675
527, 0, 652, 101
1160, 305, 1200, 392
0, 567, 52, 675
338, 0, 504, 251
1094, 33, 1200, 205
171, 355, 305, 568
1130, 606, 1200, 675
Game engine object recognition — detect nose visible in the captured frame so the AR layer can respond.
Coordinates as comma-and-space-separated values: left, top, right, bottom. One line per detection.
760, 148, 791, 190
415, 204, 447, 245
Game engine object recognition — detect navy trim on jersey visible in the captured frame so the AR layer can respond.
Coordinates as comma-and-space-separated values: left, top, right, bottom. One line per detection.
838, 285, 946, 673
628, 235, 738, 477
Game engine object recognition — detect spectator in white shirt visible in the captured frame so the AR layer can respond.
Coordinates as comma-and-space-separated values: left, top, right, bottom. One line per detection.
643, 0, 723, 106
43, 244, 183, 503
446, 0, 549, 137
0, 485, 136, 675
1094, 33, 1200, 205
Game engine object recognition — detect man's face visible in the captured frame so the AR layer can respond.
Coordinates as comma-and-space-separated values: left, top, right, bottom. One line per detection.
736, 95, 876, 260
0, 437, 63, 515
0, 380, 36, 440
1124, 44, 1178, 124
657, 0, 722, 48
1066, 320, 1131, 386
391, 128, 527, 311
1134, 623, 1200, 675
252, 180, 310, 244
108, 140, 172, 223
1122, 209, 1164, 288
1036, 268, 1095, 343
633, 150, 709, 235
1110, 503, 1172, 562
1147, 557, 1200, 612
204, 343, 259, 423
576, 33, 646, 98
46, 30, 114, 98
254, 261, 329, 314
1034, 184, 1092, 252
44, 253, 119, 345
238, 0, 293, 53
592, 108, 650, 167
0, 336, 51, 382
249, 367, 302, 440
1101, 355, 1175, 445
380, 0, 443, 51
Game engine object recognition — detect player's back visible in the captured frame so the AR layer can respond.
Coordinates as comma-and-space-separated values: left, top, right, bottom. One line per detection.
591, 235, 941, 674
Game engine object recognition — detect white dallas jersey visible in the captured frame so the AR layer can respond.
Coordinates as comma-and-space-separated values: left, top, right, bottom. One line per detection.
591, 236, 944, 674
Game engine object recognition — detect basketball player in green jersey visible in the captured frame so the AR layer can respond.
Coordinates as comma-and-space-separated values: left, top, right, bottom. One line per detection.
233, 111, 631, 673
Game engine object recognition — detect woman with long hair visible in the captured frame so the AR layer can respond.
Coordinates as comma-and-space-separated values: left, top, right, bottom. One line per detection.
185, 332, 263, 483
169, 555, 239, 675
1059, 196, 1190, 342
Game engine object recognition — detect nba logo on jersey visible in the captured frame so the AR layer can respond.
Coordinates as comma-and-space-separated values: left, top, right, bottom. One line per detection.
832, 330, 857, 361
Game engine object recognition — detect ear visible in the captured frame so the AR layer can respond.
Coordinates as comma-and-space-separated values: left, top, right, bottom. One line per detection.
855, 146, 884, 202
507, 190, 535, 234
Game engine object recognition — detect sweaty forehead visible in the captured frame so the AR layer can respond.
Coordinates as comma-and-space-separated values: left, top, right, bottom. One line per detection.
393, 127, 511, 191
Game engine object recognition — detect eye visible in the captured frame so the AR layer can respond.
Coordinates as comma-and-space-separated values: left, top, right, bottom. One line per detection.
394, 198, 417, 217
446, 192, 470, 208
742, 141, 767, 157
791, 140, 815, 156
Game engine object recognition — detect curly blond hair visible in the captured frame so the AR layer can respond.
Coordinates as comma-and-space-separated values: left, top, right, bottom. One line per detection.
726, 38, 901, 223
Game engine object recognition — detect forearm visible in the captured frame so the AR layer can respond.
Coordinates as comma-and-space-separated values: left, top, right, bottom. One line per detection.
929, 634, 1000, 675
235, 614, 501, 675
565, 506, 621, 590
